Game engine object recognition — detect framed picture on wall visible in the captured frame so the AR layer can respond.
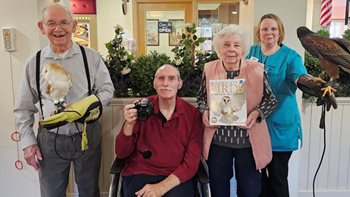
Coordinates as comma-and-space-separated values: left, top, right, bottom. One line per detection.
169, 19, 184, 46
72, 16, 98, 49
146, 19, 159, 46
73, 20, 90, 47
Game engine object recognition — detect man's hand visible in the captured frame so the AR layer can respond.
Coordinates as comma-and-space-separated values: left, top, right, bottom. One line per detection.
122, 103, 138, 136
23, 144, 42, 171
135, 174, 180, 197
135, 183, 165, 197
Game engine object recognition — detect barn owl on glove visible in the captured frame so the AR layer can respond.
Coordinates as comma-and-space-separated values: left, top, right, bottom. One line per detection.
42, 62, 72, 113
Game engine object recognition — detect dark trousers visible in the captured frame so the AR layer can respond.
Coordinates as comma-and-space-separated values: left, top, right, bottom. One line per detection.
122, 174, 196, 197
261, 151, 292, 197
37, 122, 102, 197
207, 143, 262, 197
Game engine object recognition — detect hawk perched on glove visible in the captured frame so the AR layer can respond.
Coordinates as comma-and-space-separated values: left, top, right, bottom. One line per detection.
297, 26, 350, 96
42, 62, 72, 113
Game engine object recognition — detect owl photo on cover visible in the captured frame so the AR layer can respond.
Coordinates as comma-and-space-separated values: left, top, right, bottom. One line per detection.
213, 95, 245, 124
42, 62, 72, 113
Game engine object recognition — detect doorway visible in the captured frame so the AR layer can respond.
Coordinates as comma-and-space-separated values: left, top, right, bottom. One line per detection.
132, 0, 193, 57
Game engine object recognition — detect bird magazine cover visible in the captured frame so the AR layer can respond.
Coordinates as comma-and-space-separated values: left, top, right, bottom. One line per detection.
209, 79, 247, 126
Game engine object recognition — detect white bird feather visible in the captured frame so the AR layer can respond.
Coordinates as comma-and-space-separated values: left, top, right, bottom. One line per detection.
42, 62, 72, 106
216, 95, 245, 124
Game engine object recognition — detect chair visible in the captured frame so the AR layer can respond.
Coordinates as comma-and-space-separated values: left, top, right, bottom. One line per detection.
108, 157, 210, 197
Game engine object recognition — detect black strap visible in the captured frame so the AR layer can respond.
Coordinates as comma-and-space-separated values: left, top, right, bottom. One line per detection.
36, 50, 44, 119
35, 45, 92, 118
79, 45, 91, 95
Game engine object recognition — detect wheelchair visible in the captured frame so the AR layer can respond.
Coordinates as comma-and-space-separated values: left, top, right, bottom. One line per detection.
108, 157, 210, 197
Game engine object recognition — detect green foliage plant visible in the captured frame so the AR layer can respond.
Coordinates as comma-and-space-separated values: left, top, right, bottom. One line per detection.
104, 25, 136, 97
105, 23, 218, 97
171, 23, 218, 96
128, 51, 172, 97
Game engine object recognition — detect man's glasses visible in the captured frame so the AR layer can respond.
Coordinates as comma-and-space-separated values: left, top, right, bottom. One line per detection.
44, 20, 72, 29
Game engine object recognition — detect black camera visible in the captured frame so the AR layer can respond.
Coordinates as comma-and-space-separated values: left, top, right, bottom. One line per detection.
134, 98, 154, 121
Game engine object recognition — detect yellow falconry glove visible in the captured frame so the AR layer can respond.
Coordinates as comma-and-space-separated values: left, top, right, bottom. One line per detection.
40, 94, 102, 150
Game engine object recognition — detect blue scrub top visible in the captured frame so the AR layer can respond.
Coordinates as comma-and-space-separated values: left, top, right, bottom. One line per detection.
247, 44, 307, 151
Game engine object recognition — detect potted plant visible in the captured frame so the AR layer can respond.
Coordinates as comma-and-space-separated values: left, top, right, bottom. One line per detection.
104, 25, 136, 97
104, 23, 218, 98
171, 23, 218, 97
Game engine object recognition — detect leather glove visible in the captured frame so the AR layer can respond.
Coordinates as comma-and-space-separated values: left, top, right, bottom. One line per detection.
40, 95, 102, 151
40, 94, 102, 130
297, 74, 337, 111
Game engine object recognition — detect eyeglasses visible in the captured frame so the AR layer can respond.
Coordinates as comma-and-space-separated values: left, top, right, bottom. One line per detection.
44, 20, 72, 29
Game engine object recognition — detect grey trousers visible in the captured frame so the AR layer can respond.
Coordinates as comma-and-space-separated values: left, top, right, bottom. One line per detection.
37, 122, 102, 197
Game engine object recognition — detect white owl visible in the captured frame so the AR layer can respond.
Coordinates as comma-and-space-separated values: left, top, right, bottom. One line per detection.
42, 62, 72, 113
217, 95, 245, 124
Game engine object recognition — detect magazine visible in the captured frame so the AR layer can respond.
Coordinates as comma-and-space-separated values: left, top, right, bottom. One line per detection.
209, 79, 247, 126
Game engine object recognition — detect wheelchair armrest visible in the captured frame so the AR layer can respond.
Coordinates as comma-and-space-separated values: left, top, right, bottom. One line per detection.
110, 157, 126, 174
109, 157, 125, 197
197, 158, 209, 184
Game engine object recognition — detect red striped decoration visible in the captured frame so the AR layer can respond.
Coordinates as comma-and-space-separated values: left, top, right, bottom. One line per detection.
320, 0, 332, 26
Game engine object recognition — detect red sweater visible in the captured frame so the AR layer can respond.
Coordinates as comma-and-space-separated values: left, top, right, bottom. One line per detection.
115, 96, 203, 183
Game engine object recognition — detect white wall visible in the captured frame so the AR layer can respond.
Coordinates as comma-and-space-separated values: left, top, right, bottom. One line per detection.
239, 1, 255, 40
0, 0, 41, 196
96, 0, 134, 57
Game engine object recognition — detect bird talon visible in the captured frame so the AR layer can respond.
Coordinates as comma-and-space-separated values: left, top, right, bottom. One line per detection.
311, 77, 326, 83
321, 86, 336, 97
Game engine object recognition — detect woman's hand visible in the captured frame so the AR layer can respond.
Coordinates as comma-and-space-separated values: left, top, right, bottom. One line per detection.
244, 110, 260, 130
202, 110, 219, 129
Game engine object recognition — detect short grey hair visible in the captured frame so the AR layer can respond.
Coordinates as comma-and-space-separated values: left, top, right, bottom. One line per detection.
41, 3, 74, 22
154, 64, 182, 80
212, 24, 251, 57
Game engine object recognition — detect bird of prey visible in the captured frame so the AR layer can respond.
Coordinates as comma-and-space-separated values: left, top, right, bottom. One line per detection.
215, 95, 245, 124
42, 62, 72, 113
297, 26, 350, 96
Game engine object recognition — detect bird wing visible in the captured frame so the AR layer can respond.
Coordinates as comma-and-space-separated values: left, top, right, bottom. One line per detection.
297, 27, 350, 77
231, 94, 245, 111
331, 38, 350, 74
302, 35, 350, 66
331, 37, 350, 53
48, 81, 72, 100
319, 59, 339, 79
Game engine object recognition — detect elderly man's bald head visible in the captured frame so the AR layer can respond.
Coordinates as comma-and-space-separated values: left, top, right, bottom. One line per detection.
154, 64, 181, 80
41, 3, 74, 22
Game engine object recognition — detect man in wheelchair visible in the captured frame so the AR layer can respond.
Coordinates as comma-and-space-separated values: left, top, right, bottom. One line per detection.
115, 64, 204, 197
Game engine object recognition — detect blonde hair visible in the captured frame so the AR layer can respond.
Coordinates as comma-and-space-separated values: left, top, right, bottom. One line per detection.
256, 13, 285, 45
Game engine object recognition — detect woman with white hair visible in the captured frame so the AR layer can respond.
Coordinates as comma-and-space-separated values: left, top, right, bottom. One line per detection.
197, 24, 277, 197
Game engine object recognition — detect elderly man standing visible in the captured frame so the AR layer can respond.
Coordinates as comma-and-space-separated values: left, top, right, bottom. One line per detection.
115, 64, 203, 197
13, 3, 114, 197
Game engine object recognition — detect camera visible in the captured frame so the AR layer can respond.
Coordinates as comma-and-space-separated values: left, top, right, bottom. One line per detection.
134, 98, 154, 121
